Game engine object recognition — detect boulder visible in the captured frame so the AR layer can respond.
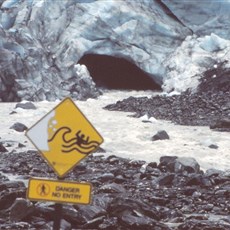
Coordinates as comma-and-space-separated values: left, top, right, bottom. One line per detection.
152, 130, 170, 141
174, 157, 200, 174
0, 143, 8, 152
10, 122, 28, 132
210, 118, 230, 132
10, 198, 35, 221
159, 156, 178, 172
15, 102, 37, 110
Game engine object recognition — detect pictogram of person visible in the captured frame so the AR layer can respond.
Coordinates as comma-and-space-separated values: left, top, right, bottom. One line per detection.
40, 184, 46, 196
37, 183, 50, 196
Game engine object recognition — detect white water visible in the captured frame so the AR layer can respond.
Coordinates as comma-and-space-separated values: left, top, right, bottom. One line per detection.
1, 90, 230, 171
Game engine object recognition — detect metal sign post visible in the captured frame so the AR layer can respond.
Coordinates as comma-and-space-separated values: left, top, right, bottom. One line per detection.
53, 177, 64, 230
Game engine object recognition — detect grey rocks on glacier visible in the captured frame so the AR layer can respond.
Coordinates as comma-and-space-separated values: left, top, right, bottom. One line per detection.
0, 0, 229, 101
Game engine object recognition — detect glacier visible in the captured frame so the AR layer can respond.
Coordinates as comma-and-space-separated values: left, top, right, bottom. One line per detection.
0, 0, 229, 101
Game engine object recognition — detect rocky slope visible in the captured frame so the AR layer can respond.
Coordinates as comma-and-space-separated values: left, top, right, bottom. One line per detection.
1, 151, 230, 229
105, 66, 230, 131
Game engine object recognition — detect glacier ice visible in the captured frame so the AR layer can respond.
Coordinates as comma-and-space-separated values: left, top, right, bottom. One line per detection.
0, 0, 229, 101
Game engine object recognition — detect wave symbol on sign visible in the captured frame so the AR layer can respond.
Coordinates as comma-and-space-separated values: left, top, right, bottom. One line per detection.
48, 127, 99, 154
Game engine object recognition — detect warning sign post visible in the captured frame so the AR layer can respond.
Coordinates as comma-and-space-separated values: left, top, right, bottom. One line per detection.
25, 97, 104, 230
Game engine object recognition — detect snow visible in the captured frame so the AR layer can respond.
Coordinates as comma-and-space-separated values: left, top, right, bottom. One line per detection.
1, 90, 230, 172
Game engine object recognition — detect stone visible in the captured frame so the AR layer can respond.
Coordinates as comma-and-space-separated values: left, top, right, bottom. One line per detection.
59, 219, 72, 230
99, 183, 126, 193
159, 156, 178, 172
18, 142, 26, 148
152, 130, 170, 141
120, 212, 163, 230
0, 222, 31, 229
177, 219, 230, 230
10, 198, 35, 221
1, 146, 230, 229
75, 205, 106, 221
81, 216, 105, 229
98, 173, 115, 182
61, 205, 86, 226
205, 168, 223, 177
156, 173, 175, 187
208, 144, 218, 149
10, 122, 28, 132
0, 143, 7, 152
210, 118, 230, 132
174, 157, 200, 174
15, 102, 37, 110
0, 191, 20, 210
99, 217, 119, 229
186, 175, 202, 186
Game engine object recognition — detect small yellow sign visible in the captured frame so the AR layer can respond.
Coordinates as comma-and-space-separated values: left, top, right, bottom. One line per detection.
26, 97, 103, 178
27, 178, 92, 205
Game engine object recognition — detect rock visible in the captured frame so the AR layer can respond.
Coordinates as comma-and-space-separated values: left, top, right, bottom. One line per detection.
185, 174, 202, 186
0, 191, 23, 210
1, 148, 230, 229
81, 216, 105, 229
75, 205, 106, 222
10, 198, 35, 221
92, 194, 114, 210
0, 143, 7, 152
205, 168, 223, 177
59, 219, 72, 230
159, 156, 178, 172
61, 205, 86, 226
174, 157, 200, 174
99, 217, 119, 229
99, 183, 126, 193
156, 173, 175, 187
10, 122, 28, 132
177, 219, 230, 230
104, 74, 230, 127
95, 147, 106, 153
208, 144, 219, 149
98, 173, 115, 182
0, 222, 31, 229
9, 111, 17, 115
15, 102, 37, 110
210, 118, 230, 132
107, 196, 160, 221
121, 213, 155, 230
18, 142, 26, 148
152, 130, 170, 141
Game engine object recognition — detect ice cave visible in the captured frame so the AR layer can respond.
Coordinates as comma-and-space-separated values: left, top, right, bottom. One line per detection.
78, 54, 161, 91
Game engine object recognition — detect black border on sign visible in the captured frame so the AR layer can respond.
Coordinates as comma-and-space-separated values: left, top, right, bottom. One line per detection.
25, 97, 104, 178
27, 177, 92, 205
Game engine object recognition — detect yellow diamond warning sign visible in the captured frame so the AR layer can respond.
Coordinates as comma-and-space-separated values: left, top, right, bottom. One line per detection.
26, 97, 103, 177
27, 178, 92, 204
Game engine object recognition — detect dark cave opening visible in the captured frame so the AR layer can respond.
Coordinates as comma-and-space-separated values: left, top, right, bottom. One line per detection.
78, 54, 161, 90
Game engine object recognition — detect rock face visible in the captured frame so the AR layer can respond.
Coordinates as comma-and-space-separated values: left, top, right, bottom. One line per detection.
0, 0, 229, 101
163, 0, 230, 39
